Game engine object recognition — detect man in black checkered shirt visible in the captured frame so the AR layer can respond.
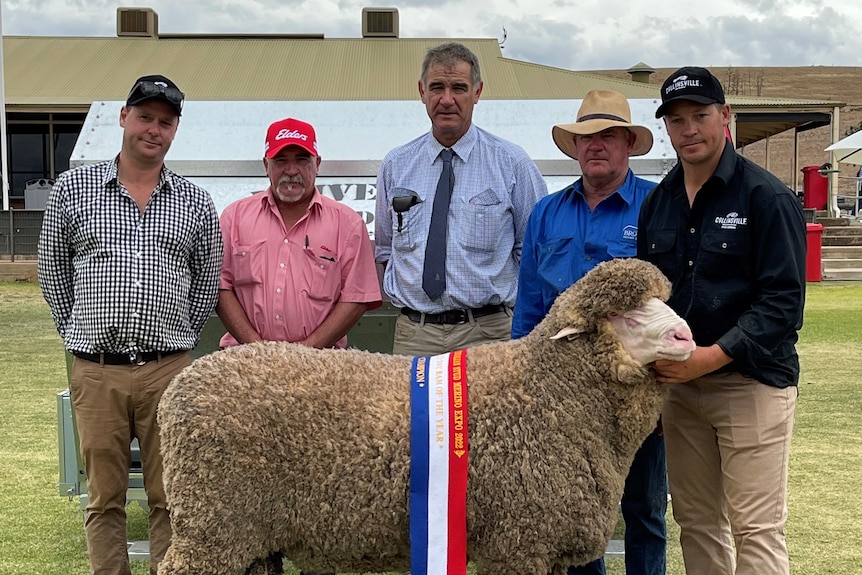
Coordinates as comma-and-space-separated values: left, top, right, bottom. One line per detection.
37, 74, 222, 575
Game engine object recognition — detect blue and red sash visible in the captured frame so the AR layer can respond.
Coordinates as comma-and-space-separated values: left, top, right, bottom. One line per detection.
409, 350, 469, 575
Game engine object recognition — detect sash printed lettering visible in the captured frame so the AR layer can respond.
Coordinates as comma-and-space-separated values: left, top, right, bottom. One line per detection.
410, 351, 469, 575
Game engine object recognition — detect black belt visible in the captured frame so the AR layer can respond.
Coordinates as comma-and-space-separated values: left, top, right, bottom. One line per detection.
72, 349, 186, 366
400, 304, 508, 325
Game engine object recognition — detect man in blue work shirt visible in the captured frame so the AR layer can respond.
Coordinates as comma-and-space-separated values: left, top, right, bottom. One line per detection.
513, 90, 666, 575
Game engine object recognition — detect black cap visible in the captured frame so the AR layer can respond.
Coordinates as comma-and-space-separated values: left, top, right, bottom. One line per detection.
126, 74, 185, 116
655, 66, 725, 118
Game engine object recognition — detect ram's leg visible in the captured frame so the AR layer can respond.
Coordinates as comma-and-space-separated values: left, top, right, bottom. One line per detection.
245, 553, 284, 575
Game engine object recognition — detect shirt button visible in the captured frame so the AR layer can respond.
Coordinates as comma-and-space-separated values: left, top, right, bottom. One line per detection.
722, 242, 728, 248
240, 251, 246, 256
283, 239, 289, 244
688, 260, 694, 267
690, 228, 696, 234
276, 288, 282, 294
131, 312, 140, 318
585, 255, 592, 261
275, 314, 281, 320
280, 263, 285, 268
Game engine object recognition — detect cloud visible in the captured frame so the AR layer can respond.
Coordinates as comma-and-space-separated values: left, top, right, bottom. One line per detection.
2, 0, 862, 70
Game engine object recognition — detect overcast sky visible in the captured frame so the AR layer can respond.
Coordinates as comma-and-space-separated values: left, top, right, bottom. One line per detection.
2, 0, 861, 70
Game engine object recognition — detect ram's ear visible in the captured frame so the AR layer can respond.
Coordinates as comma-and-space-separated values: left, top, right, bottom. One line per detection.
550, 326, 583, 341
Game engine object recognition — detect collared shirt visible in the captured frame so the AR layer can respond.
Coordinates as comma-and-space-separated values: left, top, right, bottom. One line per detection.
637, 142, 806, 388
219, 187, 382, 349
38, 157, 223, 355
512, 170, 655, 338
375, 124, 548, 313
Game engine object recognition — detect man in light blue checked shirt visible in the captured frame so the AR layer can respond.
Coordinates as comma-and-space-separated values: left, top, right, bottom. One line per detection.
375, 42, 547, 356
38, 74, 222, 575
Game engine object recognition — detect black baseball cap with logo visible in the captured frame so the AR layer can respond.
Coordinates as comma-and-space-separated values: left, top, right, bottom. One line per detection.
126, 74, 185, 116
655, 66, 725, 118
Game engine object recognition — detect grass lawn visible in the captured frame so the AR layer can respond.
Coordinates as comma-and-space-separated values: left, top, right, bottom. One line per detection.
0, 281, 860, 575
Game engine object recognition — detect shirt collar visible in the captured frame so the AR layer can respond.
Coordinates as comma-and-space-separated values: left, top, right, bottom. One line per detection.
663, 139, 736, 194
426, 123, 478, 164
103, 156, 174, 193
571, 168, 638, 205
262, 185, 323, 211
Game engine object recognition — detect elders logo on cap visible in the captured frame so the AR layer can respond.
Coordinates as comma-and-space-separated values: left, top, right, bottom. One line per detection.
264, 117, 319, 159
655, 66, 725, 118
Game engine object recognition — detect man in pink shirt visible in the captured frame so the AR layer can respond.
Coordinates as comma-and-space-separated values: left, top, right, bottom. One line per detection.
217, 117, 382, 352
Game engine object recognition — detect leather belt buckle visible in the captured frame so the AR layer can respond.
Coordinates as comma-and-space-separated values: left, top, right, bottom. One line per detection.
446, 310, 468, 324
131, 351, 147, 366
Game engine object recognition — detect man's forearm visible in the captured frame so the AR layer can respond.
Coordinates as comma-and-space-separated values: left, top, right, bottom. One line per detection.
215, 289, 262, 345
302, 301, 368, 349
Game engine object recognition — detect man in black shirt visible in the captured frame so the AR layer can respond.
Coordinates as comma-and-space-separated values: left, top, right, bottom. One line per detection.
637, 67, 805, 575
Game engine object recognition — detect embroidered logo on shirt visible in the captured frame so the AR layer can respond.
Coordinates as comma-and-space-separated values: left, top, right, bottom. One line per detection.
715, 211, 748, 230
622, 225, 638, 240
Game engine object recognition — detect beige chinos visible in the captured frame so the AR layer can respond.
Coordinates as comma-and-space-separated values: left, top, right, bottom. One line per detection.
70, 352, 192, 575
662, 372, 796, 575
392, 309, 512, 356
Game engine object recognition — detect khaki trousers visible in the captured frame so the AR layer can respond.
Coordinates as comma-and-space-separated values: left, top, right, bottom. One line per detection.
663, 372, 796, 575
70, 352, 192, 575
392, 309, 512, 356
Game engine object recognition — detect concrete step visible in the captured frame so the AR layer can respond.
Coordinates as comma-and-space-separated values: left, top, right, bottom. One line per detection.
823, 236, 862, 246
823, 226, 862, 237
822, 246, 862, 258
822, 268, 862, 281
816, 217, 850, 227
0, 261, 38, 282
823, 258, 862, 270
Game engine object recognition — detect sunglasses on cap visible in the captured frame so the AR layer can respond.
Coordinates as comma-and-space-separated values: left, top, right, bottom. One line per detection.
129, 81, 185, 111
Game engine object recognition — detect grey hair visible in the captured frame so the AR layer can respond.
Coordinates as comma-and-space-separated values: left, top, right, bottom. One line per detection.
420, 42, 482, 87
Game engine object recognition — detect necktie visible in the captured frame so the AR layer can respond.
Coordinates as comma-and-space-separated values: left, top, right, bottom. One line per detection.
422, 148, 454, 300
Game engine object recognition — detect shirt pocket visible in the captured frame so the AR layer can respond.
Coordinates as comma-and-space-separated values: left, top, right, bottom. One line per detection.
607, 238, 637, 259
701, 231, 750, 257
700, 231, 751, 280
231, 241, 265, 287
302, 249, 342, 303
536, 236, 574, 294
644, 229, 679, 280
461, 189, 509, 253
391, 188, 423, 253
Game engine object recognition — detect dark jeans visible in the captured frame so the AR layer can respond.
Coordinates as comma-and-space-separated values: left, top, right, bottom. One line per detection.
567, 428, 667, 575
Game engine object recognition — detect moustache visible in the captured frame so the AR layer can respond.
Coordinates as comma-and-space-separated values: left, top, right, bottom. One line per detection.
278, 175, 305, 187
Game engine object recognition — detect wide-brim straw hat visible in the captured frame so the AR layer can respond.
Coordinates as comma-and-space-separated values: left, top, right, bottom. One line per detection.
552, 90, 654, 158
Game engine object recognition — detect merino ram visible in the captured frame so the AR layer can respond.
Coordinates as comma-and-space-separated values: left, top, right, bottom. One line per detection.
156, 258, 695, 575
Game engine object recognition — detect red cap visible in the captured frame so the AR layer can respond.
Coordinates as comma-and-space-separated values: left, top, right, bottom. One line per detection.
264, 118, 318, 159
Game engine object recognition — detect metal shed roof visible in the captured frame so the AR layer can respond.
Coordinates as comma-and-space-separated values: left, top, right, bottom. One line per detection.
1, 33, 845, 148
3, 36, 658, 105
